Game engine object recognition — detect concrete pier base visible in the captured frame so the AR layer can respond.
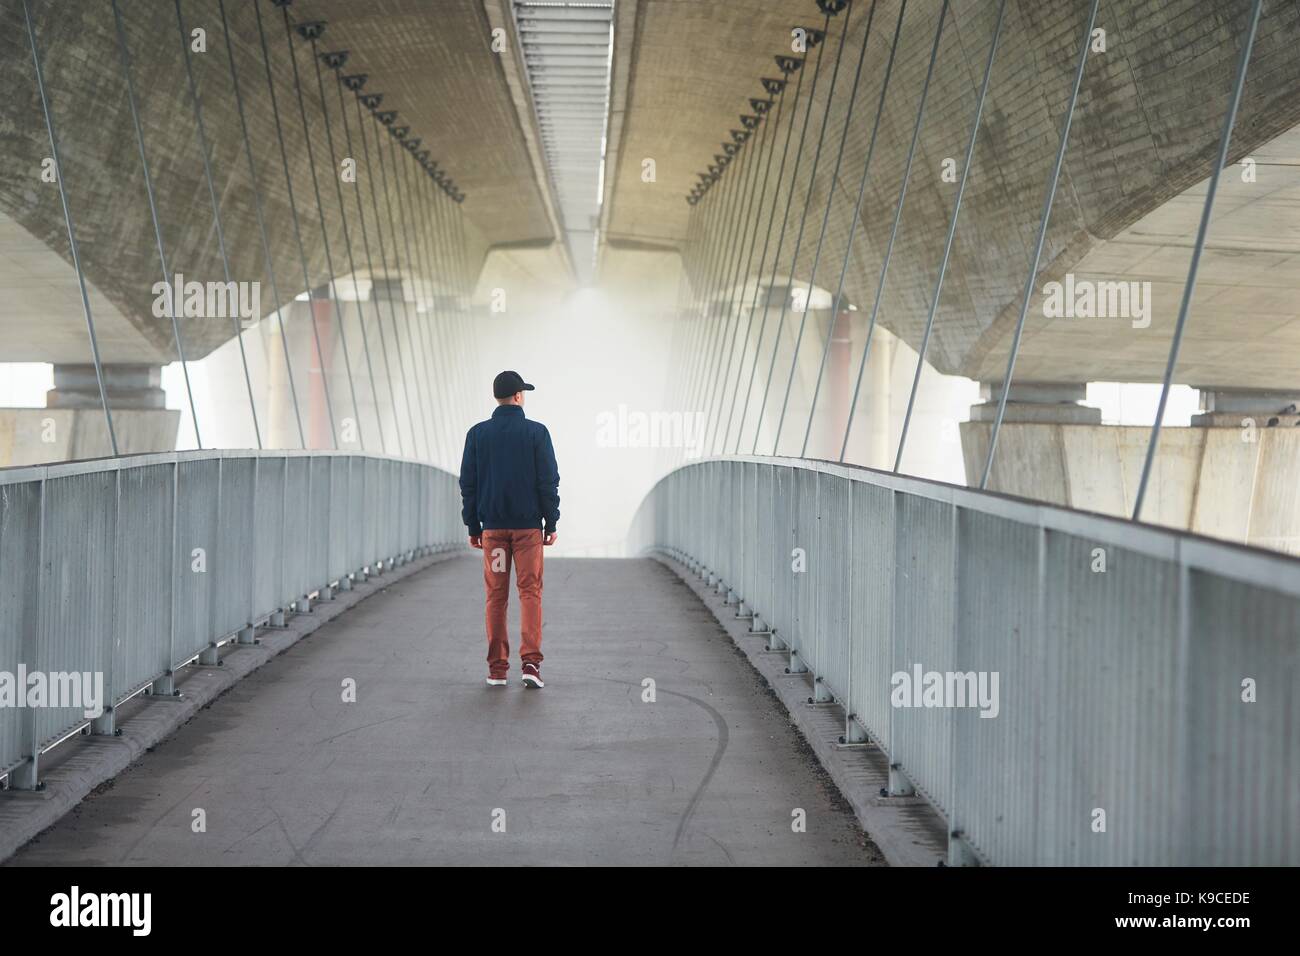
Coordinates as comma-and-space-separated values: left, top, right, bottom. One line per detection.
961, 421, 1300, 554
0, 407, 180, 467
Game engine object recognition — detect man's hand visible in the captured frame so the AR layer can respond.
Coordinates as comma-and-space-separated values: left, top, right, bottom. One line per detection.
469, 535, 482, 549
543, 532, 557, 546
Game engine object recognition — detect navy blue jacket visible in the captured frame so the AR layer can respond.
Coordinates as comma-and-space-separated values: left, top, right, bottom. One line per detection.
459, 405, 560, 536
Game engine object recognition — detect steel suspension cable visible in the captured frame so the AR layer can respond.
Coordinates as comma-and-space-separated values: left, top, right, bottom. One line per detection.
662, 203, 703, 460
397, 153, 442, 464
693, 118, 768, 454
673, 179, 721, 420
681, 142, 748, 427
1132, 0, 1262, 520
773, 0, 877, 455
751, 10, 843, 455
679, 145, 748, 458
800, 0, 906, 457
253, 0, 337, 449
111, 0, 203, 449
439, 179, 475, 442
839, 0, 949, 462
891, 0, 1006, 473
717, 78, 793, 453
702, 99, 780, 454
667, 189, 717, 463
22, 0, 118, 455
312, 47, 388, 455
395, 141, 452, 466
442, 185, 475, 437
439, 180, 475, 460
176, 0, 261, 449
739, 31, 828, 455
334, 74, 405, 456
726, 65, 808, 454
283, 15, 364, 452
374, 123, 435, 461
218, 0, 305, 448
353, 93, 420, 457
977, 0, 1100, 489
424, 166, 466, 469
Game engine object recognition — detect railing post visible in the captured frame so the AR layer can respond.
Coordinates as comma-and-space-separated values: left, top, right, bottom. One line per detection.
809, 473, 832, 703
149, 461, 180, 697
92, 465, 122, 734
340, 456, 355, 591
945, 501, 964, 863
11, 477, 48, 791
247, 456, 260, 633
841, 478, 863, 745
198, 457, 225, 665
298, 455, 316, 611
886, 487, 913, 797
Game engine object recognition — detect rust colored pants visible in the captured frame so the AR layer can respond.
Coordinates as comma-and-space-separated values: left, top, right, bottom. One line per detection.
481, 529, 544, 676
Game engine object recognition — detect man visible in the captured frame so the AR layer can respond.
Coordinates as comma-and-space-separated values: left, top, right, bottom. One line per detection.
459, 370, 560, 689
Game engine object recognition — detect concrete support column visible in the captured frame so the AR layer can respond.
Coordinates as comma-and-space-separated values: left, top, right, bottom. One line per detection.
968, 381, 1101, 425
1191, 388, 1300, 427
46, 364, 166, 409
0, 364, 179, 467
961, 382, 1300, 555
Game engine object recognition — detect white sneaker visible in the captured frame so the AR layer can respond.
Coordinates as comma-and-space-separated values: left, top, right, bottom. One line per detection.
486, 676, 508, 687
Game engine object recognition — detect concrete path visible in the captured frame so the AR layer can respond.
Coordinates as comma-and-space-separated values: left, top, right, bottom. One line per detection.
9, 556, 883, 866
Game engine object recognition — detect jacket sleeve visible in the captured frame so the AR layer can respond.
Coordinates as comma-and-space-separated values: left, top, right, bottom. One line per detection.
459, 426, 482, 536
534, 425, 560, 533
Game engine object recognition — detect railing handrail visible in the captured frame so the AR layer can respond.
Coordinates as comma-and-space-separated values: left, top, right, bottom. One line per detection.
639, 454, 1300, 598
0, 448, 463, 791
0, 447, 455, 485
634, 456, 1300, 865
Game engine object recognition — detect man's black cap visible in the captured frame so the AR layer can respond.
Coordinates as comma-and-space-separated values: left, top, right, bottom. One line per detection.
493, 370, 535, 399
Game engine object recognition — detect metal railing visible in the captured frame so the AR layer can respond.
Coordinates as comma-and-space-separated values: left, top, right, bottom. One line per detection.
632, 456, 1300, 866
0, 450, 462, 790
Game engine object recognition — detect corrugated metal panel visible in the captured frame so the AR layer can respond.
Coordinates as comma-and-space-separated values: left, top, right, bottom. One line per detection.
954, 509, 1041, 865
1186, 571, 1299, 865
891, 493, 957, 818
0, 451, 461, 787
283, 457, 311, 598
632, 456, 1300, 865
214, 458, 257, 639
114, 463, 174, 690
0, 481, 41, 773
35, 470, 116, 748
174, 458, 221, 663
848, 480, 893, 746
253, 457, 286, 617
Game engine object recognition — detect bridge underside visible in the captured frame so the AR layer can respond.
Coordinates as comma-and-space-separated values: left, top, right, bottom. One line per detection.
7, 557, 881, 867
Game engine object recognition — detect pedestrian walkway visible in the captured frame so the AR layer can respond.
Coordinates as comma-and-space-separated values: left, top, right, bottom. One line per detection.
8, 556, 882, 866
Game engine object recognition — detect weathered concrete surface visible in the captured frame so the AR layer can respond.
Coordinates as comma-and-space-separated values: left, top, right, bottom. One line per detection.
0, 0, 510, 363
0, 407, 179, 467
645, 0, 1300, 388
5, 0, 1298, 391
6, 556, 884, 866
